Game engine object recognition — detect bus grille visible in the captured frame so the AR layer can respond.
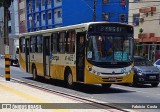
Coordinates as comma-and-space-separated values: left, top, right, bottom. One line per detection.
102, 77, 123, 82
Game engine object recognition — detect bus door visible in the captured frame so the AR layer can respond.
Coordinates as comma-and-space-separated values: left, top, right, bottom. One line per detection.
43, 36, 50, 78
25, 38, 30, 72
76, 32, 86, 82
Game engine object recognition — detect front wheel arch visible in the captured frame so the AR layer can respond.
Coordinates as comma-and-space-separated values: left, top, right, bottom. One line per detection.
64, 66, 74, 88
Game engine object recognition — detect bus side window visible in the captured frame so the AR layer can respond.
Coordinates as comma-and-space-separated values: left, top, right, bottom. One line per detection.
65, 32, 69, 53
58, 32, 65, 53
30, 36, 36, 53
51, 33, 57, 53
37, 35, 42, 53
68, 31, 75, 53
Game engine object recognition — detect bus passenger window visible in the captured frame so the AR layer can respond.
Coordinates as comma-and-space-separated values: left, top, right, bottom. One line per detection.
30, 36, 36, 53
68, 31, 75, 53
51, 33, 57, 53
37, 35, 42, 53
58, 32, 65, 53
65, 33, 69, 53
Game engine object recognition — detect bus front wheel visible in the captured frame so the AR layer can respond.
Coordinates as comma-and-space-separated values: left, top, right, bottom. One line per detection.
66, 70, 74, 88
101, 84, 111, 89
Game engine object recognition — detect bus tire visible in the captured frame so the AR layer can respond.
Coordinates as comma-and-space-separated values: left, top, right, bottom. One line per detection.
101, 84, 111, 89
66, 70, 74, 88
151, 82, 159, 87
32, 66, 38, 80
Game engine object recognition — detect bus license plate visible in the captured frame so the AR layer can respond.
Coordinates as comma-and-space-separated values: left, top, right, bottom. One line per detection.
149, 76, 156, 79
108, 77, 117, 81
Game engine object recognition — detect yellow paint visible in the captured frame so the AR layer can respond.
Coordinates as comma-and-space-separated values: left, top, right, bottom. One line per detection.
5, 67, 10, 72
0, 83, 69, 112
5, 61, 10, 65
5, 54, 10, 58
5, 74, 10, 78
19, 51, 133, 85
84, 60, 134, 84
19, 53, 26, 70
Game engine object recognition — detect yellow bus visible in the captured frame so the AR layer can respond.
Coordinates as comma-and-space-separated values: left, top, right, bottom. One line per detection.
19, 22, 134, 88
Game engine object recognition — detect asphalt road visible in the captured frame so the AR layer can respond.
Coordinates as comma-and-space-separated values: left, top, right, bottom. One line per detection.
0, 59, 160, 112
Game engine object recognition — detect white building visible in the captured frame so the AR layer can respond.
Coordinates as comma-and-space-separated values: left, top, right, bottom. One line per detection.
0, 0, 19, 38
0, 0, 19, 55
129, 0, 160, 61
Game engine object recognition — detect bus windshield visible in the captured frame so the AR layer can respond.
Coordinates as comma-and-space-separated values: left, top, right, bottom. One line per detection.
87, 34, 133, 62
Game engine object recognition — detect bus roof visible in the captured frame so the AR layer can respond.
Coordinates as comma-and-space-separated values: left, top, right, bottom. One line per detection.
19, 22, 133, 37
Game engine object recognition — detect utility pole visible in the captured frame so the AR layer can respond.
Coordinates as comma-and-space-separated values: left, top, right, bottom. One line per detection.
93, 0, 96, 22
3, 1, 10, 81
0, 20, 3, 37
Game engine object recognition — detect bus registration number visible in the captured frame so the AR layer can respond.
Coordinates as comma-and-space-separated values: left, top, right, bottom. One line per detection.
108, 77, 117, 81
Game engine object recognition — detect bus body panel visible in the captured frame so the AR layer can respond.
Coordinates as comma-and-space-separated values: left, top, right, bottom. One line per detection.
19, 22, 134, 85
84, 60, 134, 84
19, 53, 26, 71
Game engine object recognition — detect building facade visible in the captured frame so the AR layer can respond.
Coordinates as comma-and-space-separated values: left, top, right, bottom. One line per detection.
129, 0, 160, 62
26, 0, 129, 32
18, 0, 27, 33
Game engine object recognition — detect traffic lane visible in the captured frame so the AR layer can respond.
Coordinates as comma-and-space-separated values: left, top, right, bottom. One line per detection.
0, 64, 160, 104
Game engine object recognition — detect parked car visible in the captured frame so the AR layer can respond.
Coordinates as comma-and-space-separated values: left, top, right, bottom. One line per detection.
0, 54, 5, 59
131, 56, 160, 87
153, 59, 160, 70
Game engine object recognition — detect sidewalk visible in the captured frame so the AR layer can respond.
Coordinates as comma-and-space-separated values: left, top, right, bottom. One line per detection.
0, 77, 118, 112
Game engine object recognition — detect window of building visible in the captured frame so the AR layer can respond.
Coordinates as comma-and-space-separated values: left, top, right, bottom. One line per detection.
133, 14, 140, 26
8, 26, 11, 33
36, 15, 39, 21
134, 0, 140, 2
36, 0, 39, 7
57, 11, 62, 18
48, 12, 52, 20
28, 0, 32, 8
119, 14, 126, 23
102, 12, 109, 20
37, 35, 42, 53
30, 36, 36, 53
58, 32, 65, 53
42, 0, 45, 6
51, 33, 58, 53
47, 0, 51, 5
56, 0, 61, 3
102, 0, 109, 4
43, 13, 45, 20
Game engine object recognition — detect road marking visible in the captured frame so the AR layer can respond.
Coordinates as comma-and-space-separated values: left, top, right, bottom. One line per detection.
0, 83, 69, 112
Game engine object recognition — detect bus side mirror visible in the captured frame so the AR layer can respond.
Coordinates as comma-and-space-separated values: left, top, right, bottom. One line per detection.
16, 48, 19, 54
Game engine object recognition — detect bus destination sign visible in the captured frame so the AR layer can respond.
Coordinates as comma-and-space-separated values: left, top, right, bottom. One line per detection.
99, 26, 124, 33
89, 24, 133, 33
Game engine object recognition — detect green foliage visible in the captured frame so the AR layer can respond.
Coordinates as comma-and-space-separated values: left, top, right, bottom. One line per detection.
0, 0, 2, 7
139, 28, 144, 34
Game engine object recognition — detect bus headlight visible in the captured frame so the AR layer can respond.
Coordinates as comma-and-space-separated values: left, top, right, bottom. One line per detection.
97, 72, 100, 76
137, 72, 144, 76
87, 66, 92, 71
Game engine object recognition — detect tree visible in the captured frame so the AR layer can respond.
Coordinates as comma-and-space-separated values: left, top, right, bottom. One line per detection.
0, 0, 14, 81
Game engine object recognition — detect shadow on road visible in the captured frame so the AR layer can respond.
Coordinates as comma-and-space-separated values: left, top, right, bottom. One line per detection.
23, 77, 135, 94
120, 83, 160, 88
